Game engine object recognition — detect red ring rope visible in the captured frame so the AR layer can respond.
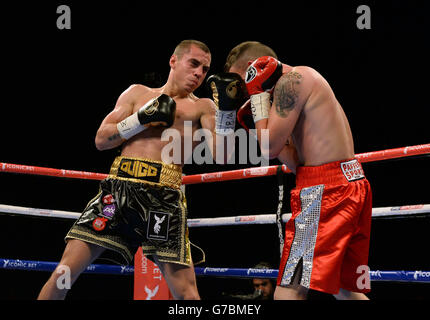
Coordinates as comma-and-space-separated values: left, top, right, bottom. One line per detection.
1, 143, 428, 185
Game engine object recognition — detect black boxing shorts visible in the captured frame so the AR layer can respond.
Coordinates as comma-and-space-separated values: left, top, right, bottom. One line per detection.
66, 156, 195, 266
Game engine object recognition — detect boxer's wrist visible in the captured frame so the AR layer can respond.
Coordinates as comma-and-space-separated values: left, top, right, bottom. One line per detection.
250, 92, 270, 123
117, 112, 146, 140
215, 109, 236, 135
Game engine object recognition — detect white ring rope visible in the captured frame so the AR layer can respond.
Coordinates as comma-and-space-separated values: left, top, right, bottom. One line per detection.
1, 203, 429, 227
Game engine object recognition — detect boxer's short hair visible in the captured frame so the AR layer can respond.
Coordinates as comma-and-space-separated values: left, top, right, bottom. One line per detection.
174, 40, 211, 59
224, 41, 278, 72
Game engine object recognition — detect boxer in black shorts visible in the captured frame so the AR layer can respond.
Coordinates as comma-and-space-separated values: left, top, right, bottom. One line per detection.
38, 40, 218, 300
66, 156, 191, 267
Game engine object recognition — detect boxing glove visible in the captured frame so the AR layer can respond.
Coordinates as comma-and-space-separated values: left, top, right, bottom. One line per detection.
245, 56, 283, 123
236, 100, 254, 132
207, 72, 247, 135
117, 94, 176, 140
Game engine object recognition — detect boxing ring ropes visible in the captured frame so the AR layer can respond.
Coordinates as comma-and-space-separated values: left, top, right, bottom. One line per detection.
1, 143, 430, 292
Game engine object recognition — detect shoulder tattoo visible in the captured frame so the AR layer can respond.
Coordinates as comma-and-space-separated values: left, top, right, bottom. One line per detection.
274, 71, 303, 118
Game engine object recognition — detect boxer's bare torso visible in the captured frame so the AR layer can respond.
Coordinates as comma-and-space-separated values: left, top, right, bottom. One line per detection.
281, 65, 354, 166
261, 65, 355, 170
116, 85, 214, 165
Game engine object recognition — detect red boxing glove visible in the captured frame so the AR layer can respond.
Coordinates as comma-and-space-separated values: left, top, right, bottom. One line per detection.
245, 56, 283, 96
236, 99, 254, 131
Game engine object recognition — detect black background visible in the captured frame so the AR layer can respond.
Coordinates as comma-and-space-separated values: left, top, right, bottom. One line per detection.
0, 0, 429, 300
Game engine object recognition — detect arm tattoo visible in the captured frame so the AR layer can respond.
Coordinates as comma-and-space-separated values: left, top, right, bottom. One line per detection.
108, 133, 122, 141
274, 71, 303, 118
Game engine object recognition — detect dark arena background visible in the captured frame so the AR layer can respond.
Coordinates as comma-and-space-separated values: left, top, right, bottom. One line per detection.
0, 0, 429, 305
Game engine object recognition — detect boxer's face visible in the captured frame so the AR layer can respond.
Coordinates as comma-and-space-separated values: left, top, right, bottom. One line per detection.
171, 45, 211, 93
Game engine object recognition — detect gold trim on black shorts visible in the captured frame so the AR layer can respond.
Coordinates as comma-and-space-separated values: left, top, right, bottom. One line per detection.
109, 156, 182, 189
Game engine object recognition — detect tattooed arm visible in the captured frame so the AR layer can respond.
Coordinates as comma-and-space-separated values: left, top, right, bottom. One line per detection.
255, 68, 310, 160
95, 85, 144, 151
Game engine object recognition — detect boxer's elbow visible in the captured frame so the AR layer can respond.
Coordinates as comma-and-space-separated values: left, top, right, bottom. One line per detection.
268, 146, 282, 159
259, 144, 281, 160
95, 135, 109, 151
261, 139, 283, 159
258, 129, 283, 159
95, 128, 118, 151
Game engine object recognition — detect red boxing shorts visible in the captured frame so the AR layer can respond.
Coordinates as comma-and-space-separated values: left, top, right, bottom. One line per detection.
277, 158, 372, 294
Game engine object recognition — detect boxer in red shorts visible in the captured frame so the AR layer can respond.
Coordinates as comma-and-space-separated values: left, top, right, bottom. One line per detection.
225, 41, 372, 300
